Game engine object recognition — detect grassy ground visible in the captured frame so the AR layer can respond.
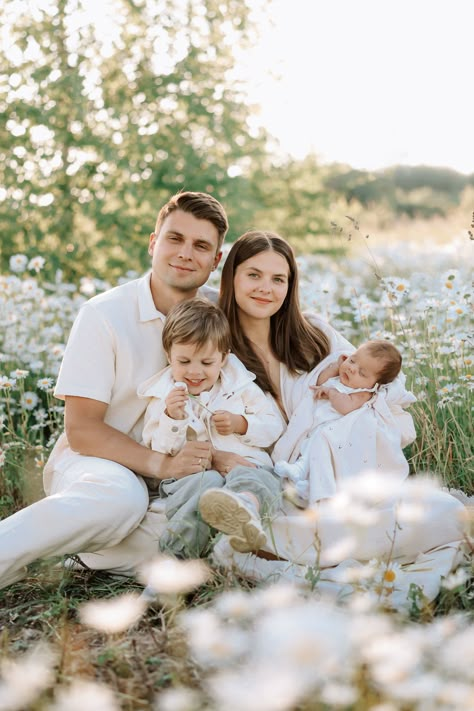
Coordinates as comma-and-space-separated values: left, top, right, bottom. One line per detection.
1, 213, 473, 710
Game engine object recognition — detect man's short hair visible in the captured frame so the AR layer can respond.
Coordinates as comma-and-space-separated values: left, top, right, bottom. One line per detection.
162, 297, 232, 355
365, 340, 402, 384
155, 191, 228, 249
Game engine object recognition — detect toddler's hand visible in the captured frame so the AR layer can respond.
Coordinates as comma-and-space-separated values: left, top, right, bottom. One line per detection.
212, 410, 247, 436
165, 382, 188, 420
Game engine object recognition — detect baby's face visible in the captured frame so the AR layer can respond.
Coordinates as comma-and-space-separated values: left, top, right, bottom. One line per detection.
339, 345, 381, 390
168, 341, 226, 395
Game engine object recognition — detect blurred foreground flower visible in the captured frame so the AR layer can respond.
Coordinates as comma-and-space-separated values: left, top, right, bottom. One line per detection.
49, 680, 120, 711
0, 644, 56, 711
154, 686, 202, 711
80, 592, 146, 633
139, 555, 210, 597
9, 254, 28, 273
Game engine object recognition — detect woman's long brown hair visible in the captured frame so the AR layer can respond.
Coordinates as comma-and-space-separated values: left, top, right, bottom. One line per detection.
219, 231, 330, 397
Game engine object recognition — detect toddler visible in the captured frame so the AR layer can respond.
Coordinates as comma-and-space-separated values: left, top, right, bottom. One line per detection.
138, 298, 284, 556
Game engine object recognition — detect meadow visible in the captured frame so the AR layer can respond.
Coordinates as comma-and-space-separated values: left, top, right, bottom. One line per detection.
0, 226, 473, 710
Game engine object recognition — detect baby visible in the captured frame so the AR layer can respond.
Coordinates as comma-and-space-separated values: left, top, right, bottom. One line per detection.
274, 340, 403, 503
138, 297, 284, 556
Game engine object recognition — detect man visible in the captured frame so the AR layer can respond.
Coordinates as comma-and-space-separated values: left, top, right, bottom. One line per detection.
0, 191, 230, 588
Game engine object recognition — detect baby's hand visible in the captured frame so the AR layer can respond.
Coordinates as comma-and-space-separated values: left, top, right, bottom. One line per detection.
312, 385, 330, 400
165, 382, 188, 420
212, 410, 247, 436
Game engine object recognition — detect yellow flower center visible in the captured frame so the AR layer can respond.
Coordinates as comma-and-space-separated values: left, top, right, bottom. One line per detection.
383, 569, 396, 583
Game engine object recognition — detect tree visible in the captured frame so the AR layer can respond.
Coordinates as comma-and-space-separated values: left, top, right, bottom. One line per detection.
0, 0, 270, 280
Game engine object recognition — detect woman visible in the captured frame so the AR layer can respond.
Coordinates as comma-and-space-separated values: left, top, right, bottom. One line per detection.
212, 231, 466, 608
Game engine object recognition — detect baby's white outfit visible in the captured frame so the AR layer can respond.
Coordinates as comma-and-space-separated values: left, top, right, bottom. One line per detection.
273, 354, 416, 506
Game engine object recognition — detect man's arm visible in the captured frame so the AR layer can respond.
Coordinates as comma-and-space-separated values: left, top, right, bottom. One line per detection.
65, 396, 212, 480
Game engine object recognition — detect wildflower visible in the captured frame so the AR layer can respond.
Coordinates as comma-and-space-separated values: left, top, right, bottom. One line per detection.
439, 626, 474, 677
447, 303, 468, 318
79, 277, 97, 296
207, 667, 302, 711
140, 556, 210, 595
320, 682, 358, 707
33, 408, 48, 423
0, 376, 16, 390
80, 593, 146, 633
394, 279, 409, 293
0, 448, 5, 467
182, 608, 248, 667
437, 382, 458, 396
21, 391, 39, 410
9, 253, 28, 272
0, 644, 56, 709
441, 567, 469, 590
213, 590, 252, 621
28, 256, 46, 273
9, 369, 29, 379
156, 687, 202, 711
37, 377, 54, 391
49, 680, 120, 711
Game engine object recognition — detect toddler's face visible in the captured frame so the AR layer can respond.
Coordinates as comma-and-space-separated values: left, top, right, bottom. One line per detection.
339, 345, 381, 390
168, 341, 226, 395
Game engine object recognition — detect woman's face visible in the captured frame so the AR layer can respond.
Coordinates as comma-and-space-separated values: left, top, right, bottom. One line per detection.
233, 250, 290, 321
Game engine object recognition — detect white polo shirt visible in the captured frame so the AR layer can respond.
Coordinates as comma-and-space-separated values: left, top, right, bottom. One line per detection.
52, 272, 218, 444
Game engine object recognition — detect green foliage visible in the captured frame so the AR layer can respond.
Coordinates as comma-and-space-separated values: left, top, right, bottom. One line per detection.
0, 0, 274, 281
325, 163, 473, 221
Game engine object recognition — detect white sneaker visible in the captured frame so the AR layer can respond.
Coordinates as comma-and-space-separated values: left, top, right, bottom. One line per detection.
199, 489, 267, 553
274, 459, 306, 483
211, 537, 310, 586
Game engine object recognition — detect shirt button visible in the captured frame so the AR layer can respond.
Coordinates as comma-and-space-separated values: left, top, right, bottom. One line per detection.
171, 426, 179, 432
244, 438, 251, 443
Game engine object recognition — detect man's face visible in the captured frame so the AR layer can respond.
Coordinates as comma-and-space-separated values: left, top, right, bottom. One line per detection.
168, 341, 226, 395
148, 210, 222, 296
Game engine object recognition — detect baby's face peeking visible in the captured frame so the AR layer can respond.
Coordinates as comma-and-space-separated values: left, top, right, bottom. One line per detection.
338, 345, 382, 389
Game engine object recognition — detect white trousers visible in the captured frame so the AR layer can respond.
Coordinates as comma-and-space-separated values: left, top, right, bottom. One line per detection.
0, 452, 149, 588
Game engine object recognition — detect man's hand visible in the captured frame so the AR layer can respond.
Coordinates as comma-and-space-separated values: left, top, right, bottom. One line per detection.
212, 410, 248, 436
165, 384, 188, 420
65, 396, 211, 481
158, 441, 213, 479
211, 448, 255, 476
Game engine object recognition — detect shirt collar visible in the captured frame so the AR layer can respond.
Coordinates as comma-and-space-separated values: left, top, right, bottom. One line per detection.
137, 272, 165, 323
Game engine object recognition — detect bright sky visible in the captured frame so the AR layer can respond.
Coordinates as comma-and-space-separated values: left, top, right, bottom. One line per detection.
241, 0, 474, 174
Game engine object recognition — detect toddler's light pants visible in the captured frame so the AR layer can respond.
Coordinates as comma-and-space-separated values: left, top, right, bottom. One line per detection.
157, 465, 282, 557
0, 452, 149, 589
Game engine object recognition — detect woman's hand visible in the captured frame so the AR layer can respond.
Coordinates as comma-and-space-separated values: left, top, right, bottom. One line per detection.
211, 448, 256, 476
165, 384, 188, 420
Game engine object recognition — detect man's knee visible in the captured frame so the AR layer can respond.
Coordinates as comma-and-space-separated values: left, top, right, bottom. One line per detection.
63, 459, 149, 528
89, 471, 147, 517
